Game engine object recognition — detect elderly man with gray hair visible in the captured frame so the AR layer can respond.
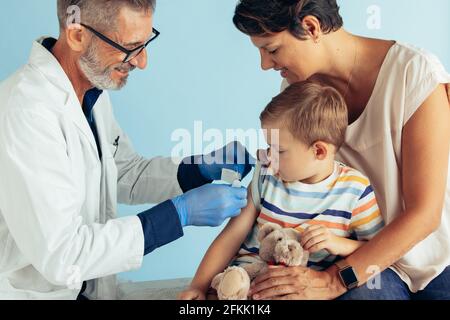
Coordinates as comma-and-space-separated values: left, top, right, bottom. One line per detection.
0, 0, 254, 300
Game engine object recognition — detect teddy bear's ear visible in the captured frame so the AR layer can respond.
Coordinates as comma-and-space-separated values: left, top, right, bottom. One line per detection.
211, 272, 224, 290
258, 222, 281, 242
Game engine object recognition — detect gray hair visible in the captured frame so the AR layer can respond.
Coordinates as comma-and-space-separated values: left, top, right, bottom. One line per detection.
57, 0, 156, 31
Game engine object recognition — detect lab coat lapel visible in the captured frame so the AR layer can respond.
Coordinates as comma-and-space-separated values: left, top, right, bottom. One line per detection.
93, 95, 119, 222
65, 95, 100, 160
29, 38, 99, 158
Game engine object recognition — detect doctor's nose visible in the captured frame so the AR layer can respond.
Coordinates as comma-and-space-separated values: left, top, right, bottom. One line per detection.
128, 49, 148, 70
260, 50, 275, 71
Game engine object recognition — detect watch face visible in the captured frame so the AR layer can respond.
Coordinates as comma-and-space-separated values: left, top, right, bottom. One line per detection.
341, 267, 358, 287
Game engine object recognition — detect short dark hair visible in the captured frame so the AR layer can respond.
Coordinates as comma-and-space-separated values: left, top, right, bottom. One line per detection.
233, 0, 343, 39
260, 81, 348, 149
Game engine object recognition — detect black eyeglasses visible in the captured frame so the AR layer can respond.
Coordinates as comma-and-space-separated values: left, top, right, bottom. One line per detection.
81, 23, 160, 63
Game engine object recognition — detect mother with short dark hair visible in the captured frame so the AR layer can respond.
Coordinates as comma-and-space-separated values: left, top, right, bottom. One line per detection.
234, 0, 450, 300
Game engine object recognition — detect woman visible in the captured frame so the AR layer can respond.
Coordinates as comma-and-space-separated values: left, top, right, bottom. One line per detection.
233, 0, 450, 299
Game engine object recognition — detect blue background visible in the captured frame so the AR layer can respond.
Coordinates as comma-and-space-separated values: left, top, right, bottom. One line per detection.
0, 0, 449, 282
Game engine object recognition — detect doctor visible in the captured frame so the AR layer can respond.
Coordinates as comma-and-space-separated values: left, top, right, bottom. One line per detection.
0, 0, 253, 299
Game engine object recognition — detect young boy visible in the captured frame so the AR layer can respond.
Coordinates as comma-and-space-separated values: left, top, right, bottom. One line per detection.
179, 81, 385, 300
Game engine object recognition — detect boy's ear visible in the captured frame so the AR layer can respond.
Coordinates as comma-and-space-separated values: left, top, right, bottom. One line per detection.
312, 141, 328, 160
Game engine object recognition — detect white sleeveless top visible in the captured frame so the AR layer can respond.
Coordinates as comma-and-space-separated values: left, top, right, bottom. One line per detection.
282, 42, 450, 292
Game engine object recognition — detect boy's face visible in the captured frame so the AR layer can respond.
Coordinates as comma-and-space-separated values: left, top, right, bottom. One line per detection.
262, 121, 322, 183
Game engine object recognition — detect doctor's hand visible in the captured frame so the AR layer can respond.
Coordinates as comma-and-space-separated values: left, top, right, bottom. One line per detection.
171, 184, 247, 227
196, 141, 255, 181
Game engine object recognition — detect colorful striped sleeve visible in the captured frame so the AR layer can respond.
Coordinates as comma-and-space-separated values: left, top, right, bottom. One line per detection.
349, 185, 385, 240
250, 161, 263, 212
250, 161, 271, 212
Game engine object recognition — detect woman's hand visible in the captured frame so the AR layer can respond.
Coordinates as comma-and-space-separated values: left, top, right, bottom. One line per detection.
300, 225, 344, 256
248, 265, 346, 300
178, 287, 206, 300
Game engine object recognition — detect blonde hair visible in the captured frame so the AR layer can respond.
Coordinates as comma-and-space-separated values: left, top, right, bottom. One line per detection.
260, 81, 348, 150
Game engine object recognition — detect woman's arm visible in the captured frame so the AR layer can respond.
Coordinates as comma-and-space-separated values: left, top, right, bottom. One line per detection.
342, 83, 450, 283
249, 84, 450, 300
187, 188, 259, 293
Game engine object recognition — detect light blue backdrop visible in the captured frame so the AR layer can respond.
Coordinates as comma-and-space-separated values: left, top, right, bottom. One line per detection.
1, 0, 449, 282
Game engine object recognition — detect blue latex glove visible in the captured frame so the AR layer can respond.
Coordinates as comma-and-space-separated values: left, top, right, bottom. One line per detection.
196, 141, 256, 181
171, 183, 248, 227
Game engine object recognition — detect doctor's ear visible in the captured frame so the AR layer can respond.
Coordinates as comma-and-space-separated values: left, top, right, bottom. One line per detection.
64, 24, 90, 53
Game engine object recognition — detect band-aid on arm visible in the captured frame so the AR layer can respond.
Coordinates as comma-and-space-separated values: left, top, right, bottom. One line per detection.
221, 169, 242, 188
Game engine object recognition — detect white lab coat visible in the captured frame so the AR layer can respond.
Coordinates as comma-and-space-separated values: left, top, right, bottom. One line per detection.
0, 38, 183, 299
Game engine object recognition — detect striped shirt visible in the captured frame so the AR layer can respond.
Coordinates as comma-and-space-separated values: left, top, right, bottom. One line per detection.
233, 161, 385, 270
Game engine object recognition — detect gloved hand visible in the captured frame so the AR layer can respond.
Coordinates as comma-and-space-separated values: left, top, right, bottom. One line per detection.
172, 183, 248, 227
196, 141, 256, 181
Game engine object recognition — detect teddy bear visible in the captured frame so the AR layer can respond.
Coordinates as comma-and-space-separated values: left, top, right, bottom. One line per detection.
210, 222, 309, 300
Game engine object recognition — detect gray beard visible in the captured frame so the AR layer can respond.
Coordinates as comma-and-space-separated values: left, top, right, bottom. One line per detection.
78, 43, 128, 91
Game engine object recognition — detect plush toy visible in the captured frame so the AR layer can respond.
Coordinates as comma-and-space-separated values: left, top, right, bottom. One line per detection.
211, 222, 309, 300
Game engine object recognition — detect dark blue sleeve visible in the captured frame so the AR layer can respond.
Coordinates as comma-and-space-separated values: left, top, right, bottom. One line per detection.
137, 200, 184, 256
177, 156, 212, 193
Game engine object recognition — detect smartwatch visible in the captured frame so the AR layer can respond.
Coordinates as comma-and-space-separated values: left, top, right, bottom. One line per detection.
335, 259, 359, 290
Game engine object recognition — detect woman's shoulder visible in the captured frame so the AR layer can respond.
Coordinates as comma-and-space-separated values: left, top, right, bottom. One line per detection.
365, 41, 449, 121
393, 42, 439, 60
387, 42, 448, 78
385, 42, 449, 117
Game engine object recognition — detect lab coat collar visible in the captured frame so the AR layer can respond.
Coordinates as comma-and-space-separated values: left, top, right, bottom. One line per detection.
29, 37, 101, 159
29, 37, 76, 97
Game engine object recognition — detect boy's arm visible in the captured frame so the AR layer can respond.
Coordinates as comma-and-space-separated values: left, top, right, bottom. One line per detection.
301, 185, 384, 257
301, 225, 366, 257
189, 187, 259, 293
329, 237, 365, 257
